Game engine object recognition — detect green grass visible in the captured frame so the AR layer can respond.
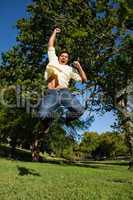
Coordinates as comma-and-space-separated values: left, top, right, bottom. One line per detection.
0, 157, 133, 200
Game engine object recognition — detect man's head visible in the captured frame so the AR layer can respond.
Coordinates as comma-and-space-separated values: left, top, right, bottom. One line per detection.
58, 50, 70, 65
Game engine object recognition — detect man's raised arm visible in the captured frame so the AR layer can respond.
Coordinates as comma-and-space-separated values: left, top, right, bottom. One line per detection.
74, 61, 87, 82
48, 28, 61, 49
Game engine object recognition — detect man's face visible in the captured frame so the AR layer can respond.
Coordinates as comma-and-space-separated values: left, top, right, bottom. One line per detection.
58, 53, 69, 65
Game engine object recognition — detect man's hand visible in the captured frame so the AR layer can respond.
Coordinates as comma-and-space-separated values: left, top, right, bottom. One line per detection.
73, 60, 82, 70
48, 28, 61, 48
54, 28, 61, 34
73, 60, 87, 82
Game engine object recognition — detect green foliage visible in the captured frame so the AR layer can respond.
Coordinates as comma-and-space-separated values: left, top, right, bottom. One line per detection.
80, 131, 129, 160
0, 0, 133, 158
80, 132, 99, 155
41, 120, 76, 160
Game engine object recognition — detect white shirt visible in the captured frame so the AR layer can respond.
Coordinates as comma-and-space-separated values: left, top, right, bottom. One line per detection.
44, 47, 81, 88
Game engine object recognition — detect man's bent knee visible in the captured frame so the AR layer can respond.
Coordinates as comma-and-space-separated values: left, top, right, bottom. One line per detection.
38, 109, 52, 120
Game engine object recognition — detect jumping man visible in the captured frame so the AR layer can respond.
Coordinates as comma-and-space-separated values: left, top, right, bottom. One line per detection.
38, 28, 87, 133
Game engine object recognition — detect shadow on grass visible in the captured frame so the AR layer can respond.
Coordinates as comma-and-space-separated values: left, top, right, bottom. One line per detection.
0, 144, 130, 170
0, 144, 32, 161
17, 166, 40, 176
75, 160, 129, 166
42, 158, 129, 170
111, 178, 132, 184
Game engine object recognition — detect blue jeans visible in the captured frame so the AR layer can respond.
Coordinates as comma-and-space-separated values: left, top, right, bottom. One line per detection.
38, 88, 84, 129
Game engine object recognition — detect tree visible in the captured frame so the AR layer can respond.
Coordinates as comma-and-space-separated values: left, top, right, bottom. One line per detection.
79, 132, 99, 158
80, 131, 129, 160
93, 132, 129, 160
0, 0, 133, 166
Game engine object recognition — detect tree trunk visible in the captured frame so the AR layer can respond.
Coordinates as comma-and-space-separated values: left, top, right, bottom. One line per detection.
124, 120, 133, 169
10, 138, 17, 159
30, 119, 50, 161
117, 104, 133, 169
31, 139, 40, 161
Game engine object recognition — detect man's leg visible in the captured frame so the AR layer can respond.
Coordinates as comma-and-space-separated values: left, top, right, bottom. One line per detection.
38, 89, 59, 133
60, 89, 85, 122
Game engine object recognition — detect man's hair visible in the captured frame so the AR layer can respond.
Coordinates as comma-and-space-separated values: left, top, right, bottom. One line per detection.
58, 50, 70, 58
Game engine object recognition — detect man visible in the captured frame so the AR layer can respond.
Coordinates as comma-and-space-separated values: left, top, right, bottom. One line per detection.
38, 28, 87, 133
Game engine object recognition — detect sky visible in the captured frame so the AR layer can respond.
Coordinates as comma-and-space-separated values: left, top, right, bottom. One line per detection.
89, 111, 116, 133
0, 0, 117, 134
0, 0, 31, 54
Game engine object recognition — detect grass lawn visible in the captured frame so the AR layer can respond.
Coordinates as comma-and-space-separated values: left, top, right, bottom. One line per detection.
0, 157, 133, 200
